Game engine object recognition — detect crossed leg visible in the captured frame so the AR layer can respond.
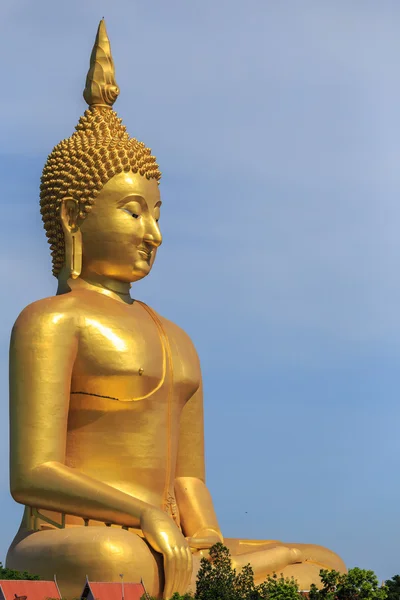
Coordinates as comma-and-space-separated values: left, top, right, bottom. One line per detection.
224, 539, 346, 588
7, 527, 346, 598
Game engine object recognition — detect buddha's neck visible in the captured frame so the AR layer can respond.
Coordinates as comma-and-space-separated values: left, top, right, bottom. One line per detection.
57, 270, 134, 304
82, 272, 132, 297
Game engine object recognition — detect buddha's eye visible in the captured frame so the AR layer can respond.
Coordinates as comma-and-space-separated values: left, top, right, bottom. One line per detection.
121, 207, 141, 219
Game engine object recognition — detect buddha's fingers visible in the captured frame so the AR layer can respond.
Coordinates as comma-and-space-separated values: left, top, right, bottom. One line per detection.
163, 546, 192, 599
232, 546, 303, 582
163, 550, 177, 600
175, 546, 193, 595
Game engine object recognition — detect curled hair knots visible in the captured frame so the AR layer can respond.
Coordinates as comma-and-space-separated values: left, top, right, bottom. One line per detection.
40, 108, 161, 276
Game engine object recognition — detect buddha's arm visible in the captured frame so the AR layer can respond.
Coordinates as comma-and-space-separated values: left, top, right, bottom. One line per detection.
10, 302, 160, 528
175, 381, 223, 543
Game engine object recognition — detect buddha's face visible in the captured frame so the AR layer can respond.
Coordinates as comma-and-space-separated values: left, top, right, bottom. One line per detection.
79, 171, 162, 283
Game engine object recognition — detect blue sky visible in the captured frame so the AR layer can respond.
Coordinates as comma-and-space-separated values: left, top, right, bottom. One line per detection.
1, 0, 400, 582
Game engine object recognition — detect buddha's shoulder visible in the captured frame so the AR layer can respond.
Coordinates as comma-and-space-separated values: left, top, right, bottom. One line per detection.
12, 292, 86, 332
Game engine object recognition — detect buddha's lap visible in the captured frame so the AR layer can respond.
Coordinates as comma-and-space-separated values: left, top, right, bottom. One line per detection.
7, 527, 345, 596
6, 526, 163, 597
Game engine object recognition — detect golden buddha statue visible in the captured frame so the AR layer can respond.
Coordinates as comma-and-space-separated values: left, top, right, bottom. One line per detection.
6, 21, 345, 599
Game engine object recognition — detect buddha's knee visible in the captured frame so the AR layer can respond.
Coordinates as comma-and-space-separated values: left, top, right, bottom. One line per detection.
88, 528, 163, 593
7, 527, 163, 598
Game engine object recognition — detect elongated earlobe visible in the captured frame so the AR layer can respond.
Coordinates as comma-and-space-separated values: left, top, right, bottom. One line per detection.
60, 198, 82, 280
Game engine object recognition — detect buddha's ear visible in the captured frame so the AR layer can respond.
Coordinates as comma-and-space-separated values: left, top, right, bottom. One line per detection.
60, 197, 80, 233
60, 197, 82, 280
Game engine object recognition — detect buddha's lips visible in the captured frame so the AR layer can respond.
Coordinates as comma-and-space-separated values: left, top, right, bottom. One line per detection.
138, 247, 153, 261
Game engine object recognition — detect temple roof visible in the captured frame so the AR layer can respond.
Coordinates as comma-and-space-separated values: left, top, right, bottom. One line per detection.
0, 580, 61, 600
82, 581, 146, 600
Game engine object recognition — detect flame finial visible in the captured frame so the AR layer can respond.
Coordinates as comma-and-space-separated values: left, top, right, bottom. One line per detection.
83, 19, 120, 108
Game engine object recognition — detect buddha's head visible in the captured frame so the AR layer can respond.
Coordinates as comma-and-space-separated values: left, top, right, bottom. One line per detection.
39, 20, 162, 285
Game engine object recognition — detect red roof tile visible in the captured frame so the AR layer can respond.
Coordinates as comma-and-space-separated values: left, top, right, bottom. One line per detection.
87, 582, 145, 600
0, 580, 61, 600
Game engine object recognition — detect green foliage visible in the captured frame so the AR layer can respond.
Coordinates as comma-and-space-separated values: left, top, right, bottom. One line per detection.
196, 543, 237, 600
169, 594, 194, 600
145, 547, 394, 600
385, 575, 400, 600
309, 568, 387, 600
142, 593, 193, 600
195, 542, 300, 600
0, 562, 41, 580
257, 573, 302, 600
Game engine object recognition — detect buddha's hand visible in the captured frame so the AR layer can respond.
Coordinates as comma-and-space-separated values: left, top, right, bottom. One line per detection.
140, 507, 192, 599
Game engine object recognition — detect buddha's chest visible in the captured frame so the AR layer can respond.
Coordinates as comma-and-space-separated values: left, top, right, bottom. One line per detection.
71, 304, 197, 403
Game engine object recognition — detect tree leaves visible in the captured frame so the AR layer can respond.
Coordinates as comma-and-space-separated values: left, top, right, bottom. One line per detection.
195, 543, 300, 600
385, 575, 400, 600
0, 562, 41, 580
309, 568, 387, 600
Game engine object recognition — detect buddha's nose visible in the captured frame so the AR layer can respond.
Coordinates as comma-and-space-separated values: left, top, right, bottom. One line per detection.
143, 231, 162, 248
